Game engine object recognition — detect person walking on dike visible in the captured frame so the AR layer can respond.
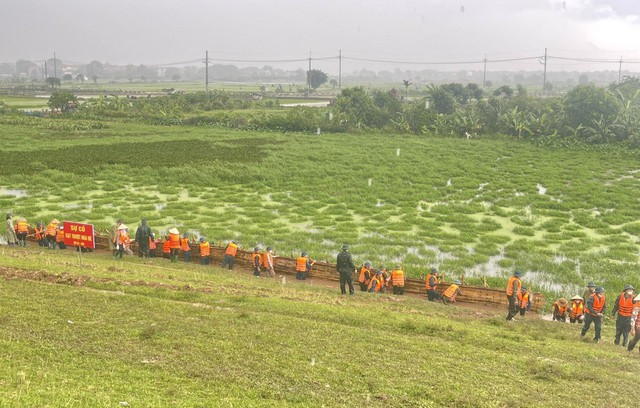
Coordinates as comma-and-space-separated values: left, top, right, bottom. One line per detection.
221, 240, 238, 270
552, 298, 569, 322
425, 267, 441, 301
295, 251, 314, 280
583, 281, 597, 305
358, 261, 373, 292
198, 237, 211, 265
368, 270, 384, 293
611, 285, 635, 347
45, 218, 60, 249
582, 286, 606, 343
569, 296, 585, 324
5, 212, 18, 246
135, 219, 152, 258
114, 224, 129, 259
262, 246, 275, 277
390, 265, 406, 295
181, 233, 191, 263
168, 228, 180, 263
336, 244, 356, 295
14, 216, 28, 247
441, 280, 462, 305
34, 222, 46, 247
252, 247, 262, 277
506, 270, 523, 321
626, 294, 640, 352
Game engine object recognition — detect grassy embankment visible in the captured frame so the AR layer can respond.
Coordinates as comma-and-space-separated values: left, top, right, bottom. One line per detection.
0, 247, 638, 407
1, 117, 640, 300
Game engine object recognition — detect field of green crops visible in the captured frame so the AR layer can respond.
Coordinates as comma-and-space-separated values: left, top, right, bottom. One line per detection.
1, 116, 640, 298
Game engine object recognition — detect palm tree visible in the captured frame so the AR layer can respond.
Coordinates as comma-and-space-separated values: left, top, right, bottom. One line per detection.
402, 80, 411, 98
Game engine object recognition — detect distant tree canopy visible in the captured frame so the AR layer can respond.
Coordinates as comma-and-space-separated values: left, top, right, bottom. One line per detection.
48, 90, 77, 112
563, 84, 621, 129
45, 77, 61, 89
307, 69, 328, 90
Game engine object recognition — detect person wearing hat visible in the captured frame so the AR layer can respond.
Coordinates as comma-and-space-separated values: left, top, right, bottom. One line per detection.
199, 237, 211, 265
441, 280, 462, 305
581, 286, 606, 343
506, 270, 523, 321
4, 212, 17, 246
56, 224, 66, 250
626, 294, 640, 352
368, 270, 384, 293
552, 298, 569, 322
252, 247, 262, 277
221, 240, 238, 270
390, 265, 406, 295
358, 261, 373, 292
168, 228, 181, 263
45, 218, 60, 249
295, 251, 315, 280
336, 244, 356, 295
181, 233, 192, 263
582, 281, 597, 305
34, 222, 47, 247
14, 217, 29, 247
114, 224, 130, 259
425, 267, 441, 301
569, 296, 585, 324
611, 285, 635, 346
519, 286, 532, 317
262, 247, 275, 278
135, 219, 153, 258
110, 219, 124, 255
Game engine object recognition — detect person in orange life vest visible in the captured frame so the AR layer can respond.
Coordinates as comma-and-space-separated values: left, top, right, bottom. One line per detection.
611, 285, 635, 347
168, 228, 181, 263
34, 222, 47, 247
252, 247, 262, 277
181, 233, 191, 263
368, 270, 384, 293
110, 219, 123, 255
296, 251, 314, 280
519, 286, 532, 317
506, 270, 523, 321
56, 225, 67, 250
222, 240, 238, 270
379, 266, 389, 294
149, 235, 158, 258
45, 218, 60, 249
581, 286, 606, 343
568, 295, 584, 324
390, 265, 405, 295
425, 267, 441, 301
626, 294, 640, 352
358, 261, 373, 291
552, 298, 569, 322
262, 247, 275, 278
198, 237, 211, 265
441, 280, 462, 305
114, 224, 130, 259
582, 281, 596, 305
162, 236, 171, 258
14, 217, 29, 247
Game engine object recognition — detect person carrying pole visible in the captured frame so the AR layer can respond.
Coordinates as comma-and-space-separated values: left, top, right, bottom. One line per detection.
506, 270, 523, 321
611, 285, 635, 347
336, 244, 356, 295
582, 286, 606, 343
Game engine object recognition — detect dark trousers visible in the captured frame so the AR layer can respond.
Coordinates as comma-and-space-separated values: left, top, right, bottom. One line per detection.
615, 315, 632, 345
200, 257, 210, 265
296, 271, 307, 280
16, 232, 27, 247
57, 241, 66, 250
38, 238, 48, 247
221, 255, 235, 270
359, 282, 368, 292
581, 313, 602, 340
506, 295, 518, 320
553, 313, 567, 322
170, 248, 179, 262
519, 308, 528, 317
47, 235, 56, 249
427, 289, 441, 301
183, 250, 191, 263
570, 316, 583, 324
339, 271, 354, 295
627, 329, 640, 351
253, 267, 260, 277
115, 244, 124, 259
138, 242, 149, 258
393, 285, 405, 295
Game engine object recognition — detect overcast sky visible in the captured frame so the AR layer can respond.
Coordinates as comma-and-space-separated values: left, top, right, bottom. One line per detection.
2, 0, 639, 73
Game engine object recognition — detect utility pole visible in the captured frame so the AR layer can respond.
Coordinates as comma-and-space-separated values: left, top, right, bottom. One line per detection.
542, 48, 547, 96
618, 57, 623, 83
43, 61, 48, 80
53, 52, 57, 78
308, 52, 312, 91
204, 50, 209, 93
338, 49, 342, 91
482, 54, 487, 89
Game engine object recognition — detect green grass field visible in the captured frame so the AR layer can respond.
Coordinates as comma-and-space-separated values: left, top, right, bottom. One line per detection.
1, 117, 640, 301
0, 248, 638, 407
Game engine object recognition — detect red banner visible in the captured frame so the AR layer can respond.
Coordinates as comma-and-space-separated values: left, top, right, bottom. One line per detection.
63, 221, 95, 249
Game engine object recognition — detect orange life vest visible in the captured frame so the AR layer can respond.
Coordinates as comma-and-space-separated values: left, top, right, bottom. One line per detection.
16, 220, 28, 234
570, 301, 584, 319
296, 256, 308, 272
359, 267, 372, 283
553, 302, 568, 316
262, 251, 273, 268
391, 269, 405, 287
252, 252, 262, 267
149, 238, 157, 250
200, 242, 210, 257
443, 284, 460, 300
45, 223, 58, 237
118, 232, 130, 245
617, 294, 634, 317
425, 273, 438, 291
181, 238, 190, 252
368, 275, 383, 292
586, 294, 605, 315
225, 242, 238, 256
506, 276, 522, 297
162, 240, 171, 253
56, 228, 65, 242
34, 225, 44, 240
520, 292, 531, 309
168, 233, 180, 249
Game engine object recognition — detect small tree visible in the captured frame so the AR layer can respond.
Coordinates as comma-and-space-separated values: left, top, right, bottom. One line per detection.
402, 79, 411, 97
307, 69, 328, 90
62, 73, 73, 82
45, 77, 61, 89
48, 90, 77, 112
329, 79, 338, 89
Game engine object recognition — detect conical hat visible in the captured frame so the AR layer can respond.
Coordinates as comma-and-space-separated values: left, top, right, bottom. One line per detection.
634, 294, 640, 302
557, 298, 568, 306
117, 224, 128, 230
51, 218, 60, 224
168, 228, 179, 235
570, 295, 583, 301
15, 216, 26, 221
